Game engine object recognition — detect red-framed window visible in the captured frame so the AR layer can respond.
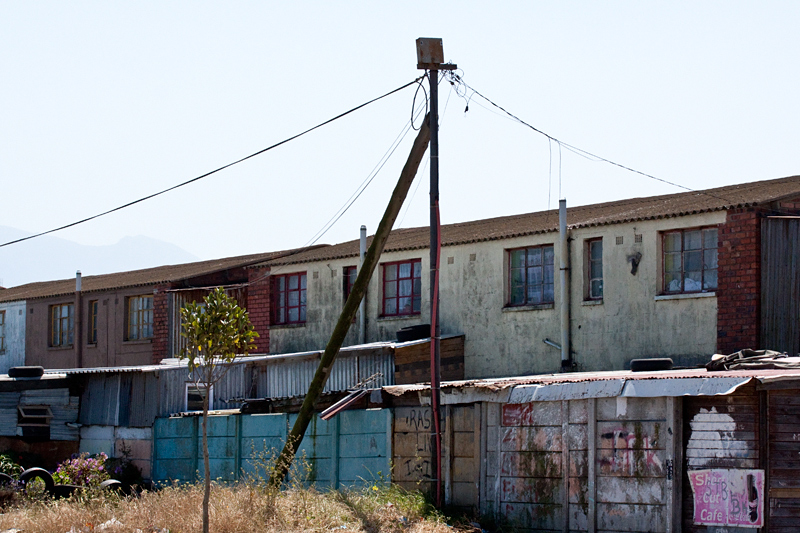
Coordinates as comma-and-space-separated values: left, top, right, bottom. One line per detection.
382, 259, 421, 316
508, 245, 555, 306
587, 239, 603, 300
272, 272, 307, 325
662, 227, 718, 293
343, 266, 357, 305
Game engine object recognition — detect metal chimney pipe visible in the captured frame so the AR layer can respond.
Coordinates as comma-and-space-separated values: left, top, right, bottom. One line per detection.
75, 270, 82, 292
559, 200, 571, 371
75, 270, 83, 367
359, 225, 367, 345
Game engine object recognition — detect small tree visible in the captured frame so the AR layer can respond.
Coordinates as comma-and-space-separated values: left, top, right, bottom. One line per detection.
179, 287, 258, 533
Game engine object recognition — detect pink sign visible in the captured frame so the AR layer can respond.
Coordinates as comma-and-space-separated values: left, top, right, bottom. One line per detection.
689, 469, 764, 527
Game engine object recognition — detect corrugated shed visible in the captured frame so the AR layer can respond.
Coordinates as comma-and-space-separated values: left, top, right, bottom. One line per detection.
0, 392, 19, 437
79, 376, 121, 426
50, 396, 79, 441
21, 388, 69, 406
128, 372, 159, 427
256, 348, 394, 399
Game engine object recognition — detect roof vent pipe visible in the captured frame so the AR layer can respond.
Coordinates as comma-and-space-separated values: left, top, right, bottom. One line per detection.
359, 225, 367, 345
76, 270, 82, 292
559, 200, 571, 371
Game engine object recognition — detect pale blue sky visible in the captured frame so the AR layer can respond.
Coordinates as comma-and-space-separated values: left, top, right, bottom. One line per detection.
2, 2, 799, 285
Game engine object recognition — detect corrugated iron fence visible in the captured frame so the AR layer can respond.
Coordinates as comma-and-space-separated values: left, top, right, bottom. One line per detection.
152, 409, 392, 488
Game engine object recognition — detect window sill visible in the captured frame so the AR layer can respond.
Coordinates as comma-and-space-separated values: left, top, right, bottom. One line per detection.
377, 314, 421, 322
270, 322, 306, 330
654, 291, 716, 301
581, 299, 603, 306
502, 303, 555, 313
86, 343, 97, 349
48, 346, 73, 351
123, 339, 152, 345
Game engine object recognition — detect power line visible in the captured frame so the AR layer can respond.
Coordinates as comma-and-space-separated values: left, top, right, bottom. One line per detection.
0, 77, 424, 249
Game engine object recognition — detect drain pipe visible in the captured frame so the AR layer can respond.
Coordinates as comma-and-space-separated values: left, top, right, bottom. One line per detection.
559, 200, 571, 371
75, 270, 83, 368
359, 225, 367, 345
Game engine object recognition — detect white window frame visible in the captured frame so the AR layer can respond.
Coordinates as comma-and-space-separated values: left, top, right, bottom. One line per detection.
185, 383, 213, 412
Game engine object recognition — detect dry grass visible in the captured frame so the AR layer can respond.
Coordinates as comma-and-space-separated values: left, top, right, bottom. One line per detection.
0, 482, 476, 533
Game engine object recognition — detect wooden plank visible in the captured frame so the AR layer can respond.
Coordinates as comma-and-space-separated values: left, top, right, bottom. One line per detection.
562, 401, 569, 533
587, 398, 596, 533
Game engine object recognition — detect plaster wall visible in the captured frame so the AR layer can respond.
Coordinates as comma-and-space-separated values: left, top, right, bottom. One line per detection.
268, 211, 724, 378
0, 300, 26, 372
25, 286, 156, 369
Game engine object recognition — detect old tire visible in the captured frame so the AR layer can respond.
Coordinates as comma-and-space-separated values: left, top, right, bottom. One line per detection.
8, 366, 44, 378
100, 479, 124, 492
630, 358, 673, 372
0, 472, 14, 487
19, 467, 54, 494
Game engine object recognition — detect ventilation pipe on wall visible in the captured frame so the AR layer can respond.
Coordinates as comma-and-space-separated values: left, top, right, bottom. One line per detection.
559, 200, 571, 371
75, 270, 83, 368
359, 225, 367, 345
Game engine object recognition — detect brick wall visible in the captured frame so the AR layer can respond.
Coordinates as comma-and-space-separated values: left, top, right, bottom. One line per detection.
716, 208, 761, 354
151, 284, 170, 364
246, 267, 271, 353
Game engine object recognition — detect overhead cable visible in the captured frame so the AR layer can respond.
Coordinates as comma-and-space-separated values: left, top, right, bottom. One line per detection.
0, 77, 424, 249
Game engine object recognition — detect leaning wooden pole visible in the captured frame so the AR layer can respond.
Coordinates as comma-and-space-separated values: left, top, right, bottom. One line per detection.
268, 116, 431, 489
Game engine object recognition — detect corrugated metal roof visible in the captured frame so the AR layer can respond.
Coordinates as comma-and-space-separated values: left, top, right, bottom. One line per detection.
256, 175, 800, 267
0, 246, 324, 303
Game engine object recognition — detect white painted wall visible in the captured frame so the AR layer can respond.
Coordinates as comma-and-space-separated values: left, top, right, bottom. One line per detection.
0, 300, 26, 373
269, 211, 724, 379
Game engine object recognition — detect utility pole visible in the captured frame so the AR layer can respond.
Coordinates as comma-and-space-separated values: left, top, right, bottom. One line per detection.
416, 38, 456, 507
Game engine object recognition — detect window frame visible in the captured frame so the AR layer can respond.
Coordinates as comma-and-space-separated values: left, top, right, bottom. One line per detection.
661, 226, 719, 294
506, 245, 556, 307
272, 272, 307, 325
343, 265, 358, 305
185, 383, 213, 412
49, 303, 74, 348
381, 259, 422, 317
17, 405, 53, 427
88, 300, 98, 345
586, 238, 604, 301
0, 310, 5, 354
126, 295, 154, 341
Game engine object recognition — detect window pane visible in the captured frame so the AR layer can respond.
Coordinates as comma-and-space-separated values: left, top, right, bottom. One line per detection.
527, 248, 542, 267
412, 279, 421, 296
277, 307, 285, 323
685, 250, 702, 272
664, 232, 681, 252
590, 241, 602, 260
665, 272, 682, 292
590, 261, 602, 279
528, 266, 542, 285
399, 297, 412, 314
288, 275, 299, 290
684, 230, 702, 250
385, 264, 397, 281
277, 277, 285, 290
385, 299, 397, 315
591, 280, 603, 299
399, 262, 411, 278
384, 282, 396, 298
510, 249, 525, 268
288, 291, 299, 307
510, 285, 525, 305
685, 271, 702, 291
543, 246, 554, 264
413, 261, 421, 277
511, 268, 525, 286
288, 307, 299, 322
664, 252, 681, 273
704, 269, 718, 290
399, 279, 412, 297
527, 285, 542, 304
300, 274, 307, 289
544, 264, 554, 284
412, 296, 421, 312
543, 283, 554, 303
703, 228, 718, 249
704, 249, 718, 270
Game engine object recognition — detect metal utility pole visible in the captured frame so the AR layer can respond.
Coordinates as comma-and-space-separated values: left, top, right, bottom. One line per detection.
416, 37, 456, 507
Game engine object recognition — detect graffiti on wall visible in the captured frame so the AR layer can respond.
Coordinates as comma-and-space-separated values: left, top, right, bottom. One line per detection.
598, 425, 663, 476
689, 469, 764, 527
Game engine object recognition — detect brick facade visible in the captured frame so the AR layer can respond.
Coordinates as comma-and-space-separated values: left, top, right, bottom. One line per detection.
151, 284, 170, 364
246, 267, 271, 353
716, 208, 762, 354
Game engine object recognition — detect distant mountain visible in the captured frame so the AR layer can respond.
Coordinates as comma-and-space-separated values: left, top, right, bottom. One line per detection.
0, 226, 199, 288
